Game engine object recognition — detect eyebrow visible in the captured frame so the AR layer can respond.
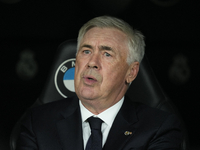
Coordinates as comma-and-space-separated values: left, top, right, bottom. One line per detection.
99, 45, 113, 51
80, 44, 114, 52
81, 44, 92, 49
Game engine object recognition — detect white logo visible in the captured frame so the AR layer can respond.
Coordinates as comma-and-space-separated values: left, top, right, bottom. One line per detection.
54, 58, 76, 98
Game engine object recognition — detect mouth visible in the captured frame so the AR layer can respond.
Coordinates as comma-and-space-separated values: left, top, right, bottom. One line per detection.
84, 76, 97, 81
83, 75, 97, 84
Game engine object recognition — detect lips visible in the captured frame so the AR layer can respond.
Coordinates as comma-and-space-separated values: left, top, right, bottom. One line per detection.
81, 69, 101, 85
85, 76, 97, 81
83, 75, 98, 84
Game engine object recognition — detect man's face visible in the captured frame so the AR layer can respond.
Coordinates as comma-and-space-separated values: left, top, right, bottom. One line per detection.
74, 27, 138, 109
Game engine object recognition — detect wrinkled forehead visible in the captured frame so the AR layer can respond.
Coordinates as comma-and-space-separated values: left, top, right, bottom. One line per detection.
80, 27, 129, 51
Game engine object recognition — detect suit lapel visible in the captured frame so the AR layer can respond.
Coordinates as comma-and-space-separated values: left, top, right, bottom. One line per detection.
56, 97, 84, 150
103, 97, 138, 150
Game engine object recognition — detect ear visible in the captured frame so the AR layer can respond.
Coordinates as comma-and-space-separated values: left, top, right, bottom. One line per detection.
125, 61, 139, 84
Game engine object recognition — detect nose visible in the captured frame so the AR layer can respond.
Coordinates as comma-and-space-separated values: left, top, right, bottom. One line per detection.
87, 52, 101, 70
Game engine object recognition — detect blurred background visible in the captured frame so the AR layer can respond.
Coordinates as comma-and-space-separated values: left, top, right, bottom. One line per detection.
0, 0, 199, 149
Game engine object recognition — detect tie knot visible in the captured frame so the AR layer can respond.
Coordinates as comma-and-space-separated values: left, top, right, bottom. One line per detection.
87, 117, 103, 130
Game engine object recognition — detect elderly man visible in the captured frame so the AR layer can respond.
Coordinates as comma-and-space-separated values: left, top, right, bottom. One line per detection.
17, 16, 183, 150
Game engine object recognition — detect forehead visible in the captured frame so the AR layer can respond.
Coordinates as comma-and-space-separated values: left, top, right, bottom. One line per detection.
80, 27, 128, 51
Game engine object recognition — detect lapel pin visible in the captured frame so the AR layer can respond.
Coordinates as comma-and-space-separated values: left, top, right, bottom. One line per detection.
124, 131, 132, 136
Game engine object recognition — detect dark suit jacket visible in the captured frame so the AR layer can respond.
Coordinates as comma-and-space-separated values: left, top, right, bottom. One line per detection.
17, 96, 183, 150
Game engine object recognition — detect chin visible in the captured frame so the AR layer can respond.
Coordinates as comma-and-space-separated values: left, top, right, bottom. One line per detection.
78, 90, 98, 101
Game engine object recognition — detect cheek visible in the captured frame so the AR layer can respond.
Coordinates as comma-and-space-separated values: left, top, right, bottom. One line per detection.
103, 65, 122, 82
75, 59, 83, 74
74, 60, 87, 84
108, 63, 128, 80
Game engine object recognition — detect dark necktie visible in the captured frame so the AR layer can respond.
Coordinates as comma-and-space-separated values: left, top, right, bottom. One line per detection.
86, 117, 103, 150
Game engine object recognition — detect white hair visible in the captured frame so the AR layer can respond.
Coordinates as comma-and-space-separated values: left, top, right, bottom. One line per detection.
77, 16, 145, 64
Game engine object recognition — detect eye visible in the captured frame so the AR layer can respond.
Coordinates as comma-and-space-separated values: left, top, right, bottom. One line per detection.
83, 50, 91, 54
104, 52, 111, 57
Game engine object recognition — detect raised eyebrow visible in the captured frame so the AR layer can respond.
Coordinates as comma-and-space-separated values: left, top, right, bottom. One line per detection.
80, 44, 93, 49
99, 45, 113, 51
80, 44, 114, 52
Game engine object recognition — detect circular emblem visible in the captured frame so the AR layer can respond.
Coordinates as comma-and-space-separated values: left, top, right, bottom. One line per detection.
54, 58, 76, 98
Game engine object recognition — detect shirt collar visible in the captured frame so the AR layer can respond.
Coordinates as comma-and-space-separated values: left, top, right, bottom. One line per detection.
79, 97, 124, 127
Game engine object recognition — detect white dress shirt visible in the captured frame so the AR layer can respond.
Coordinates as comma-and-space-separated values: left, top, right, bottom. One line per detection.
79, 97, 124, 149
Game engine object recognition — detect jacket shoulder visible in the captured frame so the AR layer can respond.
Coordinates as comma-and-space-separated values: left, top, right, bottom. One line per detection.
22, 96, 79, 123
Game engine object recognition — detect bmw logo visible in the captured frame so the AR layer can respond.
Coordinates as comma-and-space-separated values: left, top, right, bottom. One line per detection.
54, 58, 76, 98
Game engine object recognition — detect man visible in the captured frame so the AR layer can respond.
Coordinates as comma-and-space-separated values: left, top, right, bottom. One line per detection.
17, 16, 183, 149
